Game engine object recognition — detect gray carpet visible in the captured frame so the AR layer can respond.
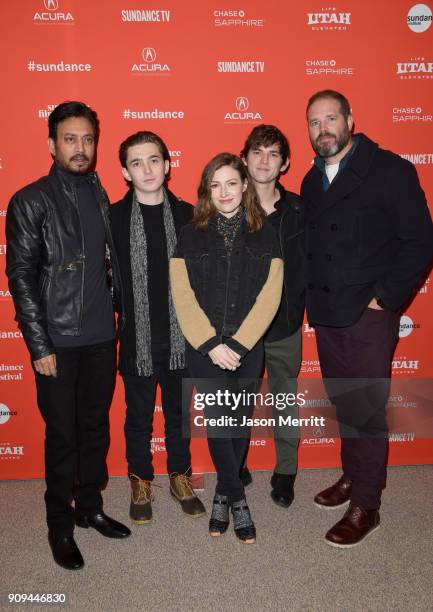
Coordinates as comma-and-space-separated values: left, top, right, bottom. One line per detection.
1, 466, 432, 612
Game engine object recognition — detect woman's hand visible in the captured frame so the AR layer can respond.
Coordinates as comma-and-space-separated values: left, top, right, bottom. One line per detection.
209, 344, 241, 370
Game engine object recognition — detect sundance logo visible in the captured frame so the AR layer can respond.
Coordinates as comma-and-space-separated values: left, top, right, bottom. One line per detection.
307, 8, 351, 30
0, 364, 24, 382
400, 152, 433, 164
397, 58, 433, 79
0, 331, 23, 340
224, 97, 263, 123
121, 9, 171, 22
0, 404, 18, 425
217, 60, 265, 73
399, 315, 420, 338
407, 4, 432, 33
131, 47, 171, 75
33, 0, 74, 24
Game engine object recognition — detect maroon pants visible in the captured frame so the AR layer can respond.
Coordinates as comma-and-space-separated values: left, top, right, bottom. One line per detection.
315, 307, 400, 509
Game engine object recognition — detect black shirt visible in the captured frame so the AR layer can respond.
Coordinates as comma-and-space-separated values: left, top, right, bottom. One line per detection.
139, 202, 170, 358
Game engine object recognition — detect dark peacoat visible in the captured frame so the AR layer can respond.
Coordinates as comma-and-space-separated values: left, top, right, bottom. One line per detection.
301, 133, 433, 327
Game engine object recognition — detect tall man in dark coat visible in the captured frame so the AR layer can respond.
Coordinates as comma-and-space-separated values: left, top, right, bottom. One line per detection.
6, 102, 130, 571
301, 90, 433, 547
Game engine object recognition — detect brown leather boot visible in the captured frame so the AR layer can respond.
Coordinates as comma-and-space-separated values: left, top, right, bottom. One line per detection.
325, 505, 380, 547
129, 474, 153, 524
169, 473, 206, 518
314, 475, 352, 509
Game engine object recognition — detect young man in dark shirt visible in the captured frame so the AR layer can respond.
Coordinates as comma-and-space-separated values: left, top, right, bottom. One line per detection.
110, 131, 205, 524
241, 125, 305, 508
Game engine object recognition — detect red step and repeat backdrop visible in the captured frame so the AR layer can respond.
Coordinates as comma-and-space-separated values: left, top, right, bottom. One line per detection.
0, 1, 432, 479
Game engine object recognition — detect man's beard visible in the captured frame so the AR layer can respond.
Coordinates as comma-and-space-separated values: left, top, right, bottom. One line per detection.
312, 126, 351, 158
65, 154, 92, 174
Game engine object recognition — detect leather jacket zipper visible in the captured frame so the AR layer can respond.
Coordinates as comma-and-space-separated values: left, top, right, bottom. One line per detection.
72, 186, 85, 336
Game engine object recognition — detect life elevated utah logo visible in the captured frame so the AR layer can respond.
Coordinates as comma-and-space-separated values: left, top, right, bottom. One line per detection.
224, 97, 263, 123
131, 47, 171, 75
397, 57, 433, 79
33, 0, 75, 24
307, 7, 351, 30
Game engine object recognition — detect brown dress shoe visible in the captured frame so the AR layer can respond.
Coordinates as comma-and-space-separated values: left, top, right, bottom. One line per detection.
325, 505, 380, 548
169, 473, 206, 518
314, 475, 352, 509
129, 474, 153, 524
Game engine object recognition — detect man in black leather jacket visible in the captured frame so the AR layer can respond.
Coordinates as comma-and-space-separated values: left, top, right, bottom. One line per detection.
242, 125, 305, 508
6, 101, 130, 571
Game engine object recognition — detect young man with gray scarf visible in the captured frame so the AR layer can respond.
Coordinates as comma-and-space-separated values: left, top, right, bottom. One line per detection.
111, 131, 205, 524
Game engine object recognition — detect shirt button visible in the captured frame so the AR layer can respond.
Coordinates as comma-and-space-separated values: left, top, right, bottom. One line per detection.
330, 224, 338, 231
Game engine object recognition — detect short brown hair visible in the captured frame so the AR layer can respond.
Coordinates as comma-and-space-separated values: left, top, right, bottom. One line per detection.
306, 90, 351, 119
119, 131, 170, 168
194, 153, 265, 232
241, 124, 290, 162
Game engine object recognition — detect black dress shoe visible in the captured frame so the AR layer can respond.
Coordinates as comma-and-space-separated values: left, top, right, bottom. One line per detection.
48, 533, 84, 570
75, 511, 131, 538
270, 473, 295, 508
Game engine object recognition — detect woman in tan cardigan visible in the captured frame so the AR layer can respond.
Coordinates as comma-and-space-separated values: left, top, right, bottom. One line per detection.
170, 153, 283, 544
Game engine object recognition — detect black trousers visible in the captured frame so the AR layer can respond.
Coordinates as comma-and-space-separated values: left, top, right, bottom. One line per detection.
35, 340, 116, 535
315, 308, 400, 509
186, 341, 264, 503
122, 361, 191, 480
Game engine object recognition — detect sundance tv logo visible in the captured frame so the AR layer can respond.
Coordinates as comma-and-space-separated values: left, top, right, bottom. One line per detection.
400, 152, 433, 164
224, 97, 263, 123
396, 58, 433, 79
407, 4, 432, 32
33, 0, 75, 24
131, 48, 171, 75
121, 8, 171, 22
307, 7, 351, 30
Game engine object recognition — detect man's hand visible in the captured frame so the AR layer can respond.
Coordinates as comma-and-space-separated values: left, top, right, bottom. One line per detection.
34, 354, 57, 377
367, 298, 384, 310
208, 344, 241, 370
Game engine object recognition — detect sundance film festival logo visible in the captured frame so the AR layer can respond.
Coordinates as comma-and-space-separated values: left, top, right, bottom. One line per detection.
131, 47, 171, 75
151, 437, 166, 453
0, 364, 24, 382
407, 4, 432, 32
0, 330, 23, 340
33, 0, 75, 24
305, 58, 354, 76
399, 315, 420, 338
307, 7, 351, 30
392, 106, 433, 122
38, 104, 57, 119
169, 149, 182, 169
213, 9, 264, 27
396, 58, 433, 79
303, 322, 316, 336
224, 97, 263, 123
121, 8, 171, 22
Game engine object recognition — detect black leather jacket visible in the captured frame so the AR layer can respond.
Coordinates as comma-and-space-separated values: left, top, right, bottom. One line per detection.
6, 164, 123, 360
175, 215, 280, 354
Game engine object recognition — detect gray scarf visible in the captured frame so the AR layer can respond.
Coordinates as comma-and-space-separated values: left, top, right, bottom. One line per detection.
130, 189, 185, 376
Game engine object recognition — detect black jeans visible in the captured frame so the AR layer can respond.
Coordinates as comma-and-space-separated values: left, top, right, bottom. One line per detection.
315, 308, 400, 509
35, 340, 116, 535
186, 341, 264, 503
122, 361, 191, 480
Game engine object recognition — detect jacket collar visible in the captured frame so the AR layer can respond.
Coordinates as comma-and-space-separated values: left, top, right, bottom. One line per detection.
304, 133, 378, 218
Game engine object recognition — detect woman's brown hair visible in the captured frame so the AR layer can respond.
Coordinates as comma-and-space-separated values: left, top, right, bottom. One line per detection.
193, 152, 265, 231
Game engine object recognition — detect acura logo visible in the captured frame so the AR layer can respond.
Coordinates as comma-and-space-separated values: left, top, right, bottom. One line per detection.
142, 47, 157, 63
235, 96, 249, 111
44, 0, 59, 10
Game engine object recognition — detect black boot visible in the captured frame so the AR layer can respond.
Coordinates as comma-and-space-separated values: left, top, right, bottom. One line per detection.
270, 473, 295, 508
